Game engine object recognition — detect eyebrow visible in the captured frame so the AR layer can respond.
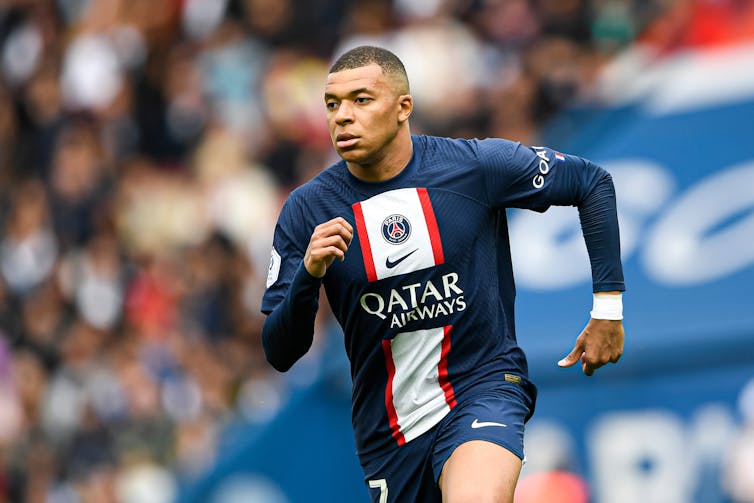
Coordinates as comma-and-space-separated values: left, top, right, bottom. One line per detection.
324, 87, 372, 100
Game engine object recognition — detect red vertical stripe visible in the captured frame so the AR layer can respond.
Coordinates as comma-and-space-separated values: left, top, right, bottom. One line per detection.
382, 339, 406, 446
352, 202, 377, 282
416, 188, 444, 265
438, 325, 457, 408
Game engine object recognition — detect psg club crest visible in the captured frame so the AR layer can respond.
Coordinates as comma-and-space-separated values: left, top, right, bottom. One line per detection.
382, 214, 411, 244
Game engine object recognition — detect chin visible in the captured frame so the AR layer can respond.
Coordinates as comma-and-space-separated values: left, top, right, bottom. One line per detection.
338, 148, 368, 163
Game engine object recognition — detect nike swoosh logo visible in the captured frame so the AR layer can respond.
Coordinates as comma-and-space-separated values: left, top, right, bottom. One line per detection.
385, 248, 418, 269
471, 419, 507, 429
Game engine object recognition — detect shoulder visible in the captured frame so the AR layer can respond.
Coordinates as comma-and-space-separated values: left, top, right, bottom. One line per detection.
277, 160, 349, 226
287, 160, 347, 202
475, 137, 521, 160
418, 134, 479, 160
418, 135, 521, 163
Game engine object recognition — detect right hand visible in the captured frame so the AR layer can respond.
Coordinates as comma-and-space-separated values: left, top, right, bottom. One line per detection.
304, 217, 353, 278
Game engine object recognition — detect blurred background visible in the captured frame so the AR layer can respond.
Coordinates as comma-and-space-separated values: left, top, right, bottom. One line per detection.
0, 0, 752, 502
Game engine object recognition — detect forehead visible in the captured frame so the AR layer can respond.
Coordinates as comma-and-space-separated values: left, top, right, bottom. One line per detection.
325, 63, 390, 96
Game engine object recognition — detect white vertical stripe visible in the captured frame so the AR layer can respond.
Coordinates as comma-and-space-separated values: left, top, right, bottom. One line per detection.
368, 479, 388, 503
359, 188, 436, 280
389, 327, 451, 443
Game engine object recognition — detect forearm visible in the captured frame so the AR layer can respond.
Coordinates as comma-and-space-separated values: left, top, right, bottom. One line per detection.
578, 171, 625, 293
262, 263, 322, 372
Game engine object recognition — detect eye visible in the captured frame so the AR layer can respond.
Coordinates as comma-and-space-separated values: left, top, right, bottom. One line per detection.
355, 96, 372, 104
326, 100, 338, 110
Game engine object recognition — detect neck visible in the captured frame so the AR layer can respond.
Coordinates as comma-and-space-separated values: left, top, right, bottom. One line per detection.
347, 129, 413, 182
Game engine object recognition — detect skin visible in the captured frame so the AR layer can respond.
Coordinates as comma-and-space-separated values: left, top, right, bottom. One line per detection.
558, 309, 624, 376
324, 63, 413, 181
304, 62, 625, 503
439, 440, 521, 503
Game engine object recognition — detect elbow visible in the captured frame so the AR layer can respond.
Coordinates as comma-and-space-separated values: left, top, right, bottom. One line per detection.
261, 319, 301, 373
264, 351, 294, 373
261, 332, 296, 373
261, 305, 315, 373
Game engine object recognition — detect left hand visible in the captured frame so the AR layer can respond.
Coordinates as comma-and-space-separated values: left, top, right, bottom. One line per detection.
557, 319, 624, 376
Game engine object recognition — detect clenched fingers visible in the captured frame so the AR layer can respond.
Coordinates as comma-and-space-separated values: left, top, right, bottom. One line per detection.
304, 217, 353, 277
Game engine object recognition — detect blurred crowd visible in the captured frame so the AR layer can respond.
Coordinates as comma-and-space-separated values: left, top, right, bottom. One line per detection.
0, 0, 712, 501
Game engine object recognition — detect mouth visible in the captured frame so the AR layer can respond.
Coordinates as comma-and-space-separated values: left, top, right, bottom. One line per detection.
336, 133, 359, 149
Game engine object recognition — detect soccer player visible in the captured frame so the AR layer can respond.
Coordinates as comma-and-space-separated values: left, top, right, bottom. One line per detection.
261, 46, 625, 502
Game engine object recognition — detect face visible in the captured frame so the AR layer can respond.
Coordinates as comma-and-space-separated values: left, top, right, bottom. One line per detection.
324, 63, 411, 168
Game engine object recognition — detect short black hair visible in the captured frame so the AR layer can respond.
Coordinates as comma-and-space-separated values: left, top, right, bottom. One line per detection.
329, 45, 410, 93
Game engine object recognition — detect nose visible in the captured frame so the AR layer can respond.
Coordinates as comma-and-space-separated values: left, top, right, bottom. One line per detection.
334, 101, 353, 125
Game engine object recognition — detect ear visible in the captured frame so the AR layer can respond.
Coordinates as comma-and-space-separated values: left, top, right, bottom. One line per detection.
397, 94, 413, 123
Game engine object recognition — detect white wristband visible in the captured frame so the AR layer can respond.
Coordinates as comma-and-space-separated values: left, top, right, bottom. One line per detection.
590, 293, 623, 320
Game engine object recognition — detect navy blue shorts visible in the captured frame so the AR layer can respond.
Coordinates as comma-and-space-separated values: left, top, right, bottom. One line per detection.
360, 380, 536, 502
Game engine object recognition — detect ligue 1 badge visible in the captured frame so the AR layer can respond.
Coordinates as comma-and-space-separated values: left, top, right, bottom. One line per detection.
381, 214, 411, 245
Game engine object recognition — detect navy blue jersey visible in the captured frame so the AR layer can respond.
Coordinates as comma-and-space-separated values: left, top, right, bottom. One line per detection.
262, 135, 623, 459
